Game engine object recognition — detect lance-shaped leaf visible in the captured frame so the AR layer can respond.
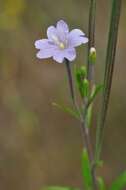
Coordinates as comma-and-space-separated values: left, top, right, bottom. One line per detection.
52, 102, 80, 120
85, 84, 103, 128
88, 84, 103, 106
97, 177, 106, 190
82, 149, 93, 190
109, 171, 126, 190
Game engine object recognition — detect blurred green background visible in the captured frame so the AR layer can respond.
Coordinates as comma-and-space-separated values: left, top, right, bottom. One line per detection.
0, 0, 126, 190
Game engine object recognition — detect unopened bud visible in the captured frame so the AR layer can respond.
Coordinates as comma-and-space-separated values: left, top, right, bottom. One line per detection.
82, 79, 89, 97
80, 66, 87, 78
89, 47, 96, 64
76, 66, 87, 83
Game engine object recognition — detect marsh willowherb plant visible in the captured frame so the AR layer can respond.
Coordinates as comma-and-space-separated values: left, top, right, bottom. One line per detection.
35, 0, 125, 190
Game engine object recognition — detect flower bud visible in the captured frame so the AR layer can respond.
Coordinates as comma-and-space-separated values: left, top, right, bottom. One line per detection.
82, 79, 89, 97
76, 66, 87, 83
89, 47, 96, 64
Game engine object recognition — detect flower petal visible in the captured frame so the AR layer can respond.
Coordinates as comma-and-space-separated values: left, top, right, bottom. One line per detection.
56, 20, 69, 33
53, 51, 64, 63
56, 20, 69, 43
36, 42, 57, 59
35, 39, 49, 49
36, 49, 54, 59
69, 29, 85, 37
53, 48, 76, 63
63, 48, 76, 61
47, 26, 58, 41
68, 29, 88, 47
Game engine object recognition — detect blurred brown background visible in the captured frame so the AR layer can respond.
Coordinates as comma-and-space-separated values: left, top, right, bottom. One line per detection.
0, 0, 126, 190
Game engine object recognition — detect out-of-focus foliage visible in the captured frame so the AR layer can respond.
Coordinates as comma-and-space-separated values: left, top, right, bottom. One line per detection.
0, 0, 25, 29
0, 0, 126, 190
42, 186, 80, 190
109, 172, 126, 190
97, 177, 106, 190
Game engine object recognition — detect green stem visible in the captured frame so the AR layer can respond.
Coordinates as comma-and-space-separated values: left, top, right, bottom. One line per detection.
87, 1, 97, 188
65, 59, 75, 105
65, 59, 97, 190
87, 0, 96, 80
95, 0, 122, 162
83, 100, 97, 190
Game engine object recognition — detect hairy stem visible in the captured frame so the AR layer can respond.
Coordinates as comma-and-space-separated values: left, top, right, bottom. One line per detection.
95, 0, 122, 162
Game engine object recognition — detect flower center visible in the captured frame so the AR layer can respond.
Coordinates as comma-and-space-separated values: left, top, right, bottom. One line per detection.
59, 42, 65, 49
51, 35, 66, 49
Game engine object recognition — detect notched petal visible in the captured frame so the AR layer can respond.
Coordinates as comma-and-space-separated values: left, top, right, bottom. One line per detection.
68, 29, 88, 48
64, 48, 76, 61
53, 50, 65, 63
56, 20, 69, 33
69, 29, 85, 37
36, 44, 57, 59
47, 26, 58, 40
36, 49, 54, 59
35, 39, 49, 49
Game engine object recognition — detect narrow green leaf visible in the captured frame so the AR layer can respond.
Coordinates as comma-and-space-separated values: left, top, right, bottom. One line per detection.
89, 84, 103, 105
86, 84, 103, 128
82, 149, 93, 190
95, 0, 122, 162
41, 186, 80, 190
52, 102, 80, 120
97, 177, 106, 190
109, 171, 126, 190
